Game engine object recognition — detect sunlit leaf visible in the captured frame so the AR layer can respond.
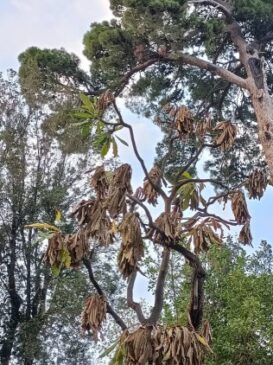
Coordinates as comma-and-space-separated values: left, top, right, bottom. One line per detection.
55, 209, 62, 223
101, 140, 110, 157
25, 223, 60, 232
116, 135, 129, 146
112, 137, 118, 157
61, 248, 71, 269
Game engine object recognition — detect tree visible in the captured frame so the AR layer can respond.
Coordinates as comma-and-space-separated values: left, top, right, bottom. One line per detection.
0, 70, 96, 365
14, 1, 273, 363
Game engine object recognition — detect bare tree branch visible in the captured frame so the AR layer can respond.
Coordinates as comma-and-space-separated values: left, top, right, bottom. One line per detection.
163, 53, 248, 89
127, 271, 146, 324
113, 101, 168, 201
147, 247, 171, 324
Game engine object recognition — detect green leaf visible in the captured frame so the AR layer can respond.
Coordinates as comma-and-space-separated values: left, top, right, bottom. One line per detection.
112, 137, 118, 157
109, 344, 125, 365
60, 248, 71, 269
71, 120, 90, 127
37, 231, 55, 241
181, 171, 193, 180
116, 135, 129, 146
81, 124, 90, 138
99, 340, 119, 359
25, 222, 60, 232
101, 140, 111, 157
51, 264, 61, 277
79, 93, 94, 112
73, 112, 92, 119
55, 209, 62, 223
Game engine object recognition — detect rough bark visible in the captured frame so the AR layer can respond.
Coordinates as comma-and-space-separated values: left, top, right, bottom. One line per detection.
227, 20, 273, 182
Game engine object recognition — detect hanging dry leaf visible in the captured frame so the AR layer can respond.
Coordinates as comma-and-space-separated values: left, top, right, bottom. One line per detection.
196, 117, 212, 137
44, 232, 64, 267
123, 325, 207, 365
239, 221, 252, 245
149, 213, 180, 243
143, 166, 161, 205
124, 326, 153, 365
70, 199, 96, 226
214, 121, 236, 150
175, 106, 195, 138
86, 199, 114, 245
246, 169, 267, 200
44, 230, 89, 269
186, 218, 223, 254
90, 165, 109, 199
117, 213, 144, 279
81, 294, 107, 340
65, 230, 89, 267
231, 191, 250, 224
106, 164, 133, 218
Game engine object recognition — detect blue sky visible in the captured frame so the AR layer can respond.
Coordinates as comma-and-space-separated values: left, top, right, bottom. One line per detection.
1, 0, 272, 251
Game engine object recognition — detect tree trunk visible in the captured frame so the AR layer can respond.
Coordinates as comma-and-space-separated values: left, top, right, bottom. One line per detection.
251, 90, 273, 180
227, 20, 273, 181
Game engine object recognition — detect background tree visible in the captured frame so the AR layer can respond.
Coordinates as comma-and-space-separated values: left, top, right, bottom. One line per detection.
0, 71, 111, 364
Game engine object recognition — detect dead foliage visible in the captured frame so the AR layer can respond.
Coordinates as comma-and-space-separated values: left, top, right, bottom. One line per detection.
70, 199, 96, 226
117, 213, 144, 279
185, 218, 223, 254
90, 165, 109, 199
122, 325, 209, 365
71, 198, 114, 245
246, 169, 267, 199
231, 191, 251, 224
65, 230, 89, 267
143, 166, 161, 205
196, 117, 212, 137
201, 321, 212, 346
149, 213, 179, 243
214, 121, 236, 150
239, 221, 253, 245
44, 230, 89, 269
124, 326, 153, 364
175, 106, 195, 138
44, 232, 64, 267
81, 294, 107, 340
97, 90, 114, 113
106, 164, 133, 218
86, 199, 114, 245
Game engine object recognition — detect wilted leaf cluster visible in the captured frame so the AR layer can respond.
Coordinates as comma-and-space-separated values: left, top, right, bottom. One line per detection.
186, 218, 223, 254
119, 324, 210, 365
44, 230, 89, 271
81, 294, 107, 340
118, 213, 144, 279
231, 191, 251, 225
143, 166, 162, 206
246, 169, 267, 200
214, 121, 236, 151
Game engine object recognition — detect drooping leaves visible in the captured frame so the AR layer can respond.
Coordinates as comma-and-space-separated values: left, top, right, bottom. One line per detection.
81, 294, 107, 340
117, 213, 144, 279
142, 165, 162, 205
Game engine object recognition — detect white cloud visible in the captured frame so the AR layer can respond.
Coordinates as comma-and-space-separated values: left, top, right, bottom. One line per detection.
0, 0, 112, 71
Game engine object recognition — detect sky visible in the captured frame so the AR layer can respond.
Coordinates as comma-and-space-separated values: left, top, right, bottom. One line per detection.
1, 0, 273, 302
